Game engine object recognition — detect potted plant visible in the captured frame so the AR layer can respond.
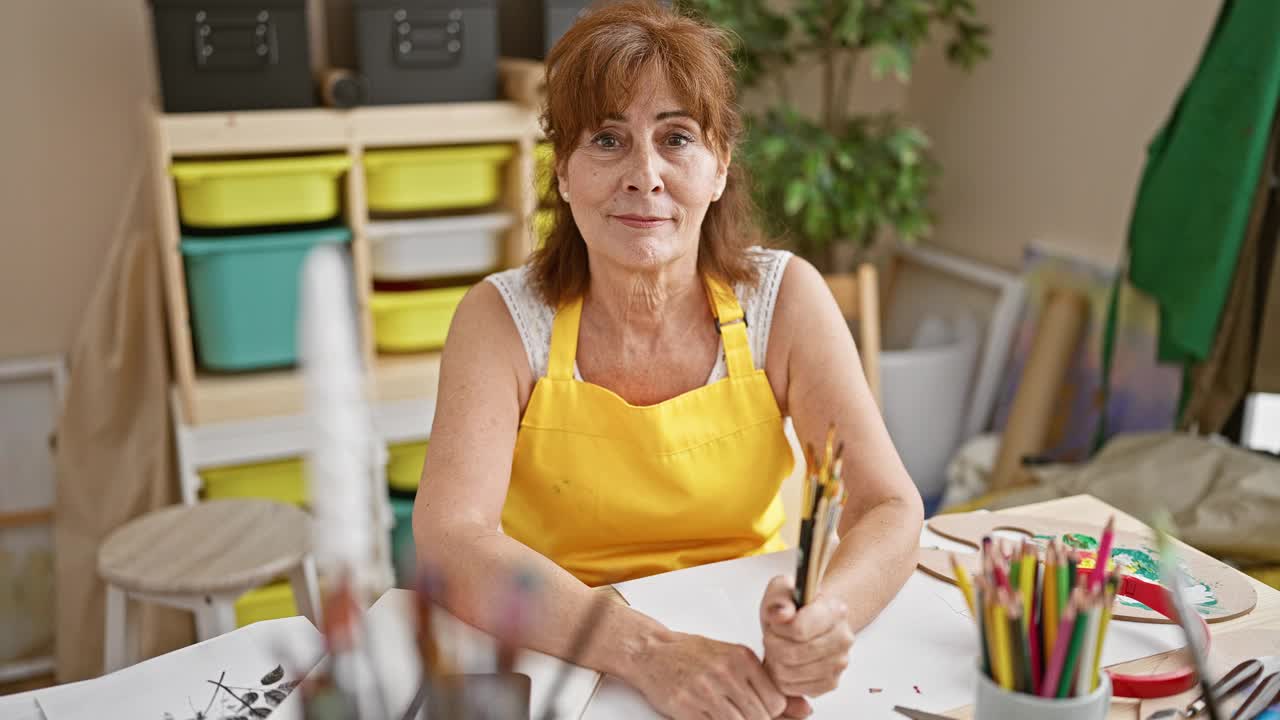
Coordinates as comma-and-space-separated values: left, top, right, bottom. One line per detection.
679, 0, 989, 271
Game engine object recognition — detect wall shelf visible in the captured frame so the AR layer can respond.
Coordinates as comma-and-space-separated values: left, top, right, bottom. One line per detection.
151, 86, 543, 427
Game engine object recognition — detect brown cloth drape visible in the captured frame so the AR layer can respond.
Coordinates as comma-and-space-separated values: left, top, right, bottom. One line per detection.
52, 171, 193, 682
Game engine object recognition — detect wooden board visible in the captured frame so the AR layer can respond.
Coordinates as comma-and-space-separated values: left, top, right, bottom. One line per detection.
919, 511, 1257, 624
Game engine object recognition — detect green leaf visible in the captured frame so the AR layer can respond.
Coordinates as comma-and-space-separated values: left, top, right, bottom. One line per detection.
783, 180, 807, 216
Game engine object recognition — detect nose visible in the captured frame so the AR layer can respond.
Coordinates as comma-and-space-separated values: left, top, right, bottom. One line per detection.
624, 144, 663, 195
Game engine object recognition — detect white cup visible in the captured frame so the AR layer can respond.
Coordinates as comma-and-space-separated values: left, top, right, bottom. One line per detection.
974, 665, 1112, 720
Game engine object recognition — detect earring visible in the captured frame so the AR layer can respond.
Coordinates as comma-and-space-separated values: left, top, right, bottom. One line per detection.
561, 190, 570, 201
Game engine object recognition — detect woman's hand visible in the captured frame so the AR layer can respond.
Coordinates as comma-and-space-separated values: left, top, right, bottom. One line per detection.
627, 630, 808, 719
760, 576, 855, 699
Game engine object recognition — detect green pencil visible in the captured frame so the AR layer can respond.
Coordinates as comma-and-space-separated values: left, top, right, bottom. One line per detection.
1057, 589, 1090, 698
1057, 549, 1070, 624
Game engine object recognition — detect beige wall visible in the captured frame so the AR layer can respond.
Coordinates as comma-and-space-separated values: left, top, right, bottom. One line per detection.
905, 0, 1221, 271
0, 2, 156, 362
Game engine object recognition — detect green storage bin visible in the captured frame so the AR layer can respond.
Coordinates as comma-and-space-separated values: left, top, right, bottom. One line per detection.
182, 227, 351, 371
391, 496, 416, 588
171, 154, 350, 229
387, 441, 428, 494
201, 457, 308, 507
364, 145, 514, 213
235, 580, 299, 627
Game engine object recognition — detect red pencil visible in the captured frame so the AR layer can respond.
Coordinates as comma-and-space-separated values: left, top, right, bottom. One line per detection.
1029, 554, 1043, 695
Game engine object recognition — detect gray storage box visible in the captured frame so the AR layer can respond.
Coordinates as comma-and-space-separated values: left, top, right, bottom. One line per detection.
498, 0, 589, 60
355, 0, 499, 104
150, 0, 318, 113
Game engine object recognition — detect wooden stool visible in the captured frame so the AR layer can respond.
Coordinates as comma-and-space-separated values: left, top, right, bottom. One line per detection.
97, 499, 320, 673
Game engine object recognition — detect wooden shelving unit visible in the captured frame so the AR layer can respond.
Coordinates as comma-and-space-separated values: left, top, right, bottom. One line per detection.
151, 97, 544, 428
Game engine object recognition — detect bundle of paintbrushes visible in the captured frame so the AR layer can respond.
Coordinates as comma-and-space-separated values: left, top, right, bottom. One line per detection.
955, 517, 1126, 699
794, 424, 848, 608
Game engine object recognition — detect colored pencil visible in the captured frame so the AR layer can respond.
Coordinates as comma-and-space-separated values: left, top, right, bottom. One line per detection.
951, 553, 977, 617
1044, 543, 1059, 658
1090, 569, 1120, 691
1006, 594, 1032, 693
1057, 588, 1089, 698
1040, 592, 1079, 698
992, 596, 1013, 690
1020, 543, 1035, 623
977, 580, 992, 677
1091, 516, 1115, 592
1075, 589, 1103, 696
1029, 560, 1043, 696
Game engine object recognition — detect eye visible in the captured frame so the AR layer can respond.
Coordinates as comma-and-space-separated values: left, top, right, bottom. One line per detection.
591, 132, 622, 149
665, 132, 695, 148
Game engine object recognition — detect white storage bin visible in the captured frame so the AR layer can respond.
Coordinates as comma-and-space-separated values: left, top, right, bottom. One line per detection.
369, 213, 513, 280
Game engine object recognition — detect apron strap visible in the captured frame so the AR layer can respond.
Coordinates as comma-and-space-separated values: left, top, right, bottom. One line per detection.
548, 295, 584, 381
704, 276, 755, 377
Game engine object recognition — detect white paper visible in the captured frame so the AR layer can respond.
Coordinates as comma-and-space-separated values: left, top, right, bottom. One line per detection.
36, 616, 325, 720
601, 531, 1186, 718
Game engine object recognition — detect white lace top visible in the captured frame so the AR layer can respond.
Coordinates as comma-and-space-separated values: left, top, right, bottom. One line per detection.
486, 248, 793, 382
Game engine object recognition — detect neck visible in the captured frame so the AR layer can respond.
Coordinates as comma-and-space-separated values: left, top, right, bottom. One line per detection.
583, 252, 708, 336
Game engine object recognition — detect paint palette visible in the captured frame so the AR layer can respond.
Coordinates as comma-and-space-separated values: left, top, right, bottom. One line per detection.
918, 511, 1257, 624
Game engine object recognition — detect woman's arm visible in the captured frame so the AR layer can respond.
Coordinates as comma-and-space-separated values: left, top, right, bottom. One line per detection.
414, 282, 791, 720
758, 256, 924, 697
773, 255, 924, 628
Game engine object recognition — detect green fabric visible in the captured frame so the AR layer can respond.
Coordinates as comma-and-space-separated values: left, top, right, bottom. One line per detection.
1096, 0, 1280, 450
1127, 0, 1280, 365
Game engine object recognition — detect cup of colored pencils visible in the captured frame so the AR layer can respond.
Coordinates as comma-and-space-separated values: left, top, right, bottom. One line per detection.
958, 517, 1124, 719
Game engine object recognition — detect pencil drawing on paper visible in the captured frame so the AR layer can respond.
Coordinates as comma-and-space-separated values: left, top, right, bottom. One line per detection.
161, 665, 298, 720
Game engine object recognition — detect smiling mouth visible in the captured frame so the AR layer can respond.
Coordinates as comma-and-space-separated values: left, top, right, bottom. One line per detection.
613, 215, 670, 229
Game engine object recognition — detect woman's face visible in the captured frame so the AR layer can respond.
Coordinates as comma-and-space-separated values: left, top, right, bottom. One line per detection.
558, 72, 728, 274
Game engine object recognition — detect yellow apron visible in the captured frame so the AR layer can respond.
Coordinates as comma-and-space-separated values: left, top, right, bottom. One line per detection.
501, 275, 793, 587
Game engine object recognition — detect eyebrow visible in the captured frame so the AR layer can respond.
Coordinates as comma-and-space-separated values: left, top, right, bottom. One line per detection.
603, 110, 694, 122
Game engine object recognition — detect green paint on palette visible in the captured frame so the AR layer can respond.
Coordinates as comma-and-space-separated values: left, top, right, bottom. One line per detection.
1063, 533, 1099, 550
1108, 546, 1219, 613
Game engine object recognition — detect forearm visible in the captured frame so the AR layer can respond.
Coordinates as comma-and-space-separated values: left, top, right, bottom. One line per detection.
415, 520, 671, 680
818, 494, 924, 631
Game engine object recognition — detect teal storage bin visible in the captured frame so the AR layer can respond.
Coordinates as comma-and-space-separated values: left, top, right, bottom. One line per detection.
182, 227, 351, 371
391, 495, 416, 588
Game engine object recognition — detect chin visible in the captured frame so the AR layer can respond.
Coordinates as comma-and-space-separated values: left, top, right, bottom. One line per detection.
606, 234, 686, 271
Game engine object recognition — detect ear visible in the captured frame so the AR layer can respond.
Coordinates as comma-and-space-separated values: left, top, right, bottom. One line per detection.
556, 158, 570, 202
712, 150, 730, 202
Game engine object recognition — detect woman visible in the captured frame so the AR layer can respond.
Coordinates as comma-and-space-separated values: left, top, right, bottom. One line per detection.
414, 2, 923, 718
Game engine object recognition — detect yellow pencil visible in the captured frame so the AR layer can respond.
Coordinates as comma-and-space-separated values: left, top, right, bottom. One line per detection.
1090, 570, 1120, 691
992, 592, 1013, 689
951, 553, 977, 617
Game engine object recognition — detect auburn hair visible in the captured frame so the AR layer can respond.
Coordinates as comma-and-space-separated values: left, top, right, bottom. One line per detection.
527, 0, 764, 307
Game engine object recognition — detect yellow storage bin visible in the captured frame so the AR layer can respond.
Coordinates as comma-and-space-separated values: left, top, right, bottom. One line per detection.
533, 208, 555, 250
371, 286, 470, 352
535, 142, 555, 201
200, 457, 308, 508
235, 580, 298, 628
170, 154, 350, 229
388, 441, 428, 493
364, 145, 514, 213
